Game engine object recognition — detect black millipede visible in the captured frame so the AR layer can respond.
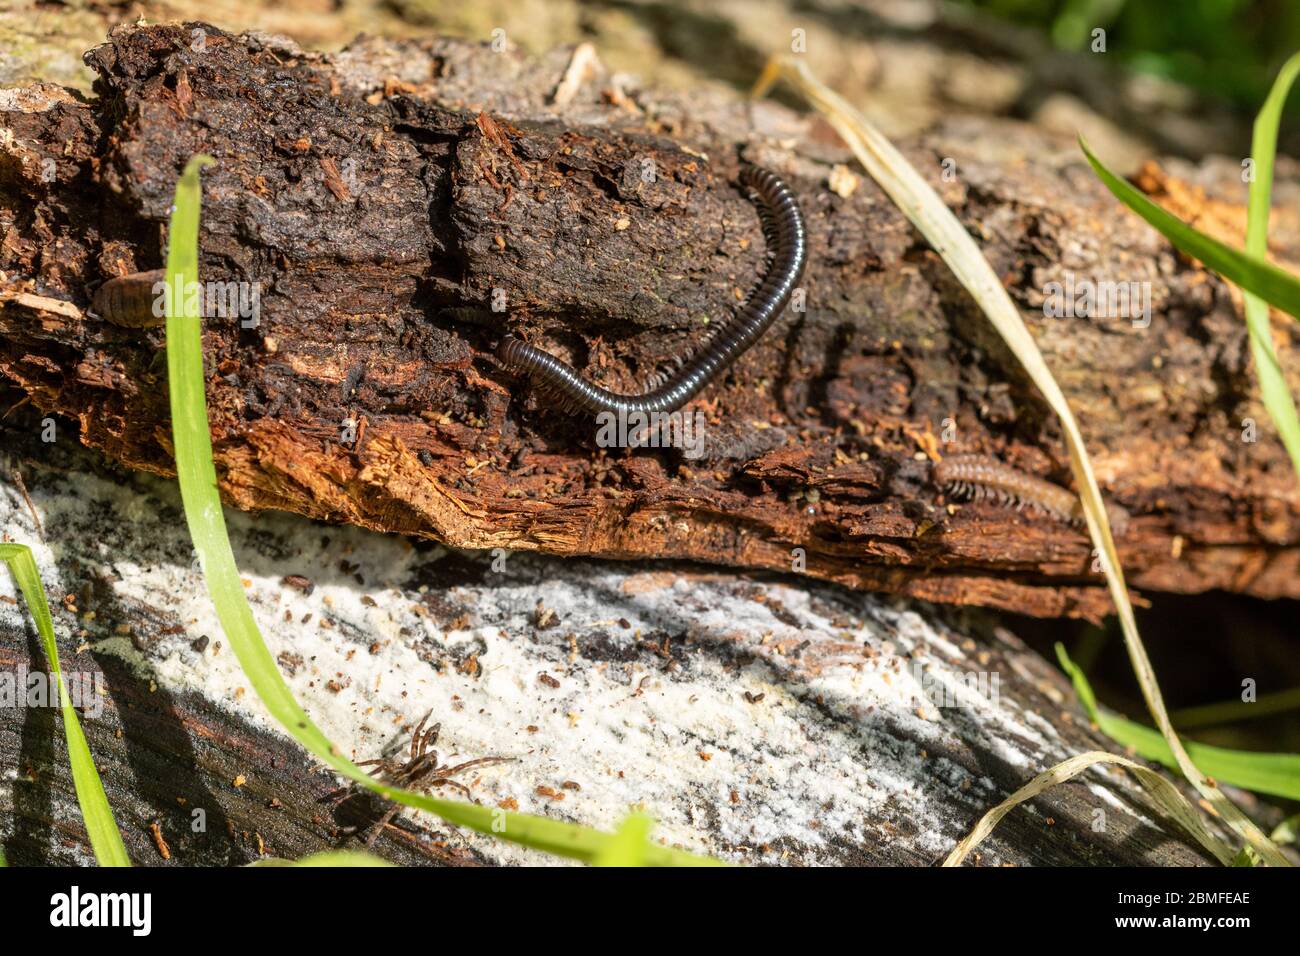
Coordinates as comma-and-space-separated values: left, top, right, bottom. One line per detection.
91, 269, 168, 328
934, 453, 1131, 535
496, 164, 807, 417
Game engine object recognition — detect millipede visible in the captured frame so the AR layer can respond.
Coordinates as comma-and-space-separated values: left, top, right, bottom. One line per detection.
933, 453, 1131, 535
91, 268, 168, 328
496, 164, 807, 417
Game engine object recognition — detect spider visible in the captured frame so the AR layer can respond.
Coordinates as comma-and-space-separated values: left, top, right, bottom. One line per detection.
327, 711, 512, 848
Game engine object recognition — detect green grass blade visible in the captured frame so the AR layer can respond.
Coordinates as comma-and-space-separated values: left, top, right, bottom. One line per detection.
1081, 136, 1300, 320
593, 813, 655, 866
1057, 644, 1300, 801
0, 543, 131, 866
1171, 686, 1300, 729
1243, 53, 1300, 480
250, 851, 393, 867
1273, 813, 1300, 846
162, 157, 718, 867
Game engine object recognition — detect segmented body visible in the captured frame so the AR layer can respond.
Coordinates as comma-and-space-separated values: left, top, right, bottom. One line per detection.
936, 454, 1082, 523
495, 165, 806, 416
935, 453, 1132, 535
91, 269, 167, 328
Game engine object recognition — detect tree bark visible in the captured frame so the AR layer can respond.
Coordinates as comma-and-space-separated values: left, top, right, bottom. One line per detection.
2, 23, 1299, 622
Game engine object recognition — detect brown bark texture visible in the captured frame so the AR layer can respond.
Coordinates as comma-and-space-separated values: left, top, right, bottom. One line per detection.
3, 23, 1300, 620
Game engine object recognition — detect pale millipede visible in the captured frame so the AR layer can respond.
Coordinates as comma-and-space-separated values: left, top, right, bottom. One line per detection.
933, 453, 1131, 534
91, 268, 168, 328
495, 164, 807, 416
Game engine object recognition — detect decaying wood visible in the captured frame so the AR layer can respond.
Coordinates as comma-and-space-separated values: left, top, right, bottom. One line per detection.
0, 641, 490, 866
0, 431, 1255, 865
2, 23, 1300, 620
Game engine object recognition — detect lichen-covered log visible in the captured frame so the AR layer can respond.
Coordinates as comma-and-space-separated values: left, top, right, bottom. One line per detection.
3, 23, 1300, 620
0, 431, 1249, 865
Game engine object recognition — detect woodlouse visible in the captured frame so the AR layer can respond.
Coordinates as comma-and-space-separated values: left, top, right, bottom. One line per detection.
934, 453, 1130, 535
496, 164, 807, 416
90, 269, 168, 328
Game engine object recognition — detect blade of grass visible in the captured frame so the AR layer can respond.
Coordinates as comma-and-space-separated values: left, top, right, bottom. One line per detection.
1242, 52, 1300, 480
1050, 0, 1129, 50
250, 851, 393, 867
943, 750, 1234, 867
1171, 686, 1300, 729
754, 55, 1286, 865
1056, 645, 1300, 801
0, 543, 131, 866
593, 813, 655, 866
163, 156, 718, 867
1274, 813, 1300, 846
1081, 136, 1300, 320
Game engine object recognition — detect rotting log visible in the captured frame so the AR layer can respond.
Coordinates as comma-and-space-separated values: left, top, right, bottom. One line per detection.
0, 639, 492, 867
2, 23, 1300, 621
0, 430, 1255, 866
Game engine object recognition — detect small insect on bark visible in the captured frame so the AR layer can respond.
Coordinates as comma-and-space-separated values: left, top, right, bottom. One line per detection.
91, 269, 168, 328
933, 454, 1130, 535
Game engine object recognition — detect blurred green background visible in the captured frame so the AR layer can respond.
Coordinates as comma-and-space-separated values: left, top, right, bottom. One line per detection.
6, 0, 1298, 159
961, 0, 1300, 109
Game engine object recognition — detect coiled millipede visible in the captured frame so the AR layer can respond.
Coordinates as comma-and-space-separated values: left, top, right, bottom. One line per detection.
496, 164, 807, 417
